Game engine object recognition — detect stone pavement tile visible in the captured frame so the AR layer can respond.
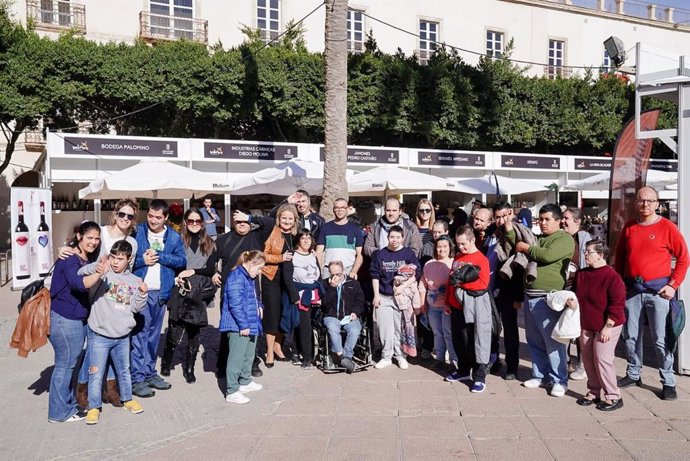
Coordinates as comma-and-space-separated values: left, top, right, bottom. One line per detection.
464, 416, 538, 439
458, 396, 524, 417
341, 379, 397, 396
336, 391, 399, 415
399, 415, 466, 438
266, 415, 334, 437
331, 414, 399, 437
140, 436, 259, 461
472, 437, 553, 461
275, 395, 338, 415
291, 374, 343, 396
620, 384, 664, 402
398, 394, 460, 416
325, 436, 399, 461
401, 436, 475, 460
222, 415, 274, 437
666, 419, 690, 438
543, 438, 632, 461
639, 397, 690, 420
530, 416, 610, 439
251, 436, 328, 460
517, 397, 591, 417
617, 439, 690, 461
600, 417, 685, 440
398, 379, 456, 396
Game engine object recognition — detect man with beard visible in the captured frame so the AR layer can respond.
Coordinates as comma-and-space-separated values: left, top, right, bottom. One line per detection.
364, 198, 422, 258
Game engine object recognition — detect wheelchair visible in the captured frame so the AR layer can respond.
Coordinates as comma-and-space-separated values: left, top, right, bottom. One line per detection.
311, 306, 374, 373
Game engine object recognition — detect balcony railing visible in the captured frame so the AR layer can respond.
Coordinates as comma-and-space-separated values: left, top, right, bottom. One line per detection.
544, 65, 573, 79
24, 131, 46, 152
26, 0, 86, 34
139, 11, 208, 45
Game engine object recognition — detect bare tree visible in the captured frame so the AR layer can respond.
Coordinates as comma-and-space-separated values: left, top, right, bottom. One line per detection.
320, 0, 348, 221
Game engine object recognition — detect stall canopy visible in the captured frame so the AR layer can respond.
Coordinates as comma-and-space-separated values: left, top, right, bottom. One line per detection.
560, 169, 677, 191
230, 159, 355, 196
78, 159, 231, 199
455, 174, 548, 195
348, 166, 457, 196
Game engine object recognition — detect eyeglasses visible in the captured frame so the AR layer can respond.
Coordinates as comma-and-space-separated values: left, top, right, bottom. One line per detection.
636, 199, 658, 205
419, 209, 432, 214
117, 211, 135, 221
234, 221, 249, 225
582, 250, 600, 255
186, 219, 203, 225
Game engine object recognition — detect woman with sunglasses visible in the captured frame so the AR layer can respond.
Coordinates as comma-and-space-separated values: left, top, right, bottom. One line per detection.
160, 208, 218, 383
58, 198, 139, 408
415, 199, 436, 248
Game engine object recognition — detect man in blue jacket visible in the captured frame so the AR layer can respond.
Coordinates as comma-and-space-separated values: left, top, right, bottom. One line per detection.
132, 199, 186, 398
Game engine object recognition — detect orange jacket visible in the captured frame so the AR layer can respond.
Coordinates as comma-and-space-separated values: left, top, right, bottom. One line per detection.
262, 226, 291, 281
10, 288, 51, 357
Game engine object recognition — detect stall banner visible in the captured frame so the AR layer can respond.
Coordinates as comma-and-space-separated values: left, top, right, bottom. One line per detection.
11, 188, 53, 290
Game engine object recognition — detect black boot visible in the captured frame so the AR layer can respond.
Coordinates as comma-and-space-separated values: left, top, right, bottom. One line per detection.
161, 341, 175, 377
183, 346, 198, 384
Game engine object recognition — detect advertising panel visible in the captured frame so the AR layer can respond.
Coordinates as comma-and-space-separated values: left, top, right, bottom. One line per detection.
203, 142, 298, 161
418, 151, 485, 167
319, 147, 399, 164
63, 136, 178, 157
501, 155, 560, 169
10, 188, 53, 289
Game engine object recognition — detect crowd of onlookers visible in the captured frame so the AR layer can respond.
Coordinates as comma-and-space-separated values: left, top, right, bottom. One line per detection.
41, 186, 687, 424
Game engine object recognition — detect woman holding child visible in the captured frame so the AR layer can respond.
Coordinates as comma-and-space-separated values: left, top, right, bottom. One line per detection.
48, 221, 103, 423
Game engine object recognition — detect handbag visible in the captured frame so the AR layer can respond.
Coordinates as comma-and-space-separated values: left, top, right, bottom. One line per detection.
18, 264, 54, 314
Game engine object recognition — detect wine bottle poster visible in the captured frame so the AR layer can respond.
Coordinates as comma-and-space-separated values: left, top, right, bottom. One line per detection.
10, 187, 53, 290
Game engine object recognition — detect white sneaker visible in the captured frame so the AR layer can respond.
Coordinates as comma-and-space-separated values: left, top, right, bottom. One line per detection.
570, 368, 587, 381
550, 383, 567, 397
239, 382, 263, 393
522, 378, 546, 389
225, 391, 250, 404
396, 357, 409, 369
374, 359, 393, 369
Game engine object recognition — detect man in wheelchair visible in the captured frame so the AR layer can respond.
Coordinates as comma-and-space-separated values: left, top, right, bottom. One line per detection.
321, 261, 365, 374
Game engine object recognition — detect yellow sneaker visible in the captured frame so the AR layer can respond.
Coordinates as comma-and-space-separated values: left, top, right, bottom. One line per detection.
85, 408, 100, 425
123, 400, 144, 414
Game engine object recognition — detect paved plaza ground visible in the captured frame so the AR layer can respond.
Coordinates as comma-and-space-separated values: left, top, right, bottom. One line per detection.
2, 282, 690, 460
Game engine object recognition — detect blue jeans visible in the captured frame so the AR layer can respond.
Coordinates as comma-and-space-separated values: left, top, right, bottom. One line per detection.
523, 296, 568, 386
427, 306, 457, 363
87, 327, 133, 409
323, 317, 361, 358
130, 290, 166, 384
623, 291, 675, 386
48, 311, 88, 422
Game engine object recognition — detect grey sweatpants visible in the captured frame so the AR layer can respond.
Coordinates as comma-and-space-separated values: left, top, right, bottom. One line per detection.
460, 291, 493, 365
377, 295, 405, 360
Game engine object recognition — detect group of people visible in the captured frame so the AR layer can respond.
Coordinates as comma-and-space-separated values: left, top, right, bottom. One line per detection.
45, 185, 687, 423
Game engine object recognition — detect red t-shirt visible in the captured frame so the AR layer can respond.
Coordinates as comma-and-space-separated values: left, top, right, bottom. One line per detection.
446, 251, 490, 310
615, 217, 689, 287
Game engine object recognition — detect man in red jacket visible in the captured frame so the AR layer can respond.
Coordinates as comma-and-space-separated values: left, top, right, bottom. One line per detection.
615, 186, 689, 401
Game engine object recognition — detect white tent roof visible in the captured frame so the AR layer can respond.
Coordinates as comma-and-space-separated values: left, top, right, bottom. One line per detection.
348, 166, 457, 196
78, 159, 231, 199
229, 159, 354, 196
455, 174, 548, 195
561, 169, 677, 191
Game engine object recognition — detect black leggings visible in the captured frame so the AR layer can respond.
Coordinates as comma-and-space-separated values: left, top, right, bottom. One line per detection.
166, 319, 200, 351
294, 309, 313, 362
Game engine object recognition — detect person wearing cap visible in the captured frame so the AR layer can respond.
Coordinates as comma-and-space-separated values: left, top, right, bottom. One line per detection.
514, 203, 575, 397
614, 186, 689, 401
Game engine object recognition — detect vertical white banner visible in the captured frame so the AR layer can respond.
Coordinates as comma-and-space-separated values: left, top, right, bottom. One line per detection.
10, 187, 53, 289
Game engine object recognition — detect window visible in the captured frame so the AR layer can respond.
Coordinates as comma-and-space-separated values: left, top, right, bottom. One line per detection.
257, 0, 280, 43
347, 9, 364, 53
603, 49, 612, 72
150, 0, 194, 39
39, 0, 74, 27
546, 39, 566, 78
418, 20, 439, 64
486, 30, 504, 58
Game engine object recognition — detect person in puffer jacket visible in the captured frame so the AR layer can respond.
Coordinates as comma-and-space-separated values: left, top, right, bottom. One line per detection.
220, 250, 266, 404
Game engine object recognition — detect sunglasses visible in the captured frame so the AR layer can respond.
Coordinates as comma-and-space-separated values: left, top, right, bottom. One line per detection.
117, 211, 135, 221
186, 219, 203, 225
419, 209, 432, 214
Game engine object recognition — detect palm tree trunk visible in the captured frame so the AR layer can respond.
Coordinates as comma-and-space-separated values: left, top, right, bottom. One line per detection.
320, 0, 348, 221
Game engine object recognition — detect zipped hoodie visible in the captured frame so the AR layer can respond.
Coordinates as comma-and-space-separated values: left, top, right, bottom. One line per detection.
132, 223, 186, 303
78, 263, 147, 338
